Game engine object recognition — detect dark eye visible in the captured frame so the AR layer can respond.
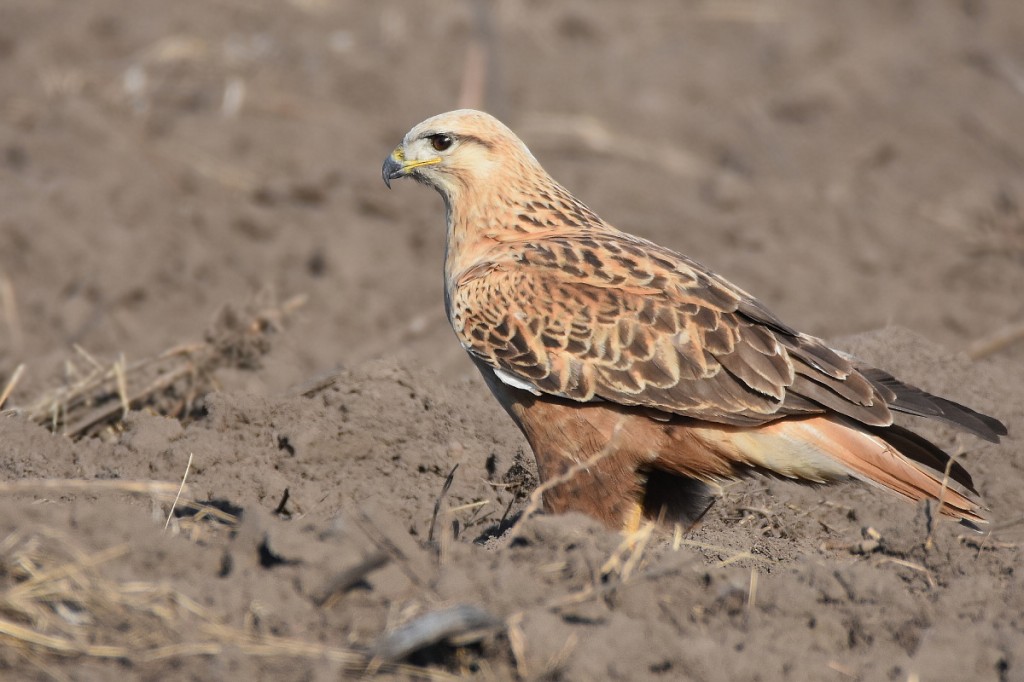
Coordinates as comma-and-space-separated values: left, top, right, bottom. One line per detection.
429, 134, 453, 152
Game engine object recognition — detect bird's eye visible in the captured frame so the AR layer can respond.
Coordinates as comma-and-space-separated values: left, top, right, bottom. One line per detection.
429, 134, 453, 152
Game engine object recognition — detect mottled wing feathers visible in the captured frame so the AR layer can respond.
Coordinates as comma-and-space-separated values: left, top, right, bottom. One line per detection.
452, 232, 895, 428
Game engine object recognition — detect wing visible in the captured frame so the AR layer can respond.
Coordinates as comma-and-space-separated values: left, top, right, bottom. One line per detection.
451, 232, 894, 427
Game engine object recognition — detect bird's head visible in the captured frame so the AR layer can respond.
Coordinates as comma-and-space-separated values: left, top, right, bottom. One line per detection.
381, 109, 539, 197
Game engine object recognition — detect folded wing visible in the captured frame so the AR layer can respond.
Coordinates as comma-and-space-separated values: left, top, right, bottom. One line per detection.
451, 232, 1005, 444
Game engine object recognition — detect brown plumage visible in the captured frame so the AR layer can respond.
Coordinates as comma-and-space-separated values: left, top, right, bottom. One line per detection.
382, 109, 1006, 531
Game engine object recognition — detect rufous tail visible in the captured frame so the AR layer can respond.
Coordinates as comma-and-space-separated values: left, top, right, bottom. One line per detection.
683, 416, 984, 525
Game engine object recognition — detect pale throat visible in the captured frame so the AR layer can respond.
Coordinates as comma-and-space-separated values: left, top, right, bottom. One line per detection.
441, 179, 521, 285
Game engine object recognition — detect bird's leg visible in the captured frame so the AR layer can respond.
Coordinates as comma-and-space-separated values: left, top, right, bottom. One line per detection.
531, 446, 648, 530
621, 500, 645, 535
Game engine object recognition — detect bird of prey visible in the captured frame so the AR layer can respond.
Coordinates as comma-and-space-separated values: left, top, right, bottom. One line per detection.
382, 109, 1006, 532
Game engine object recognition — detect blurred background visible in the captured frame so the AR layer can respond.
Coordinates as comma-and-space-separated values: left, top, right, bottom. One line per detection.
1, 0, 1023, 396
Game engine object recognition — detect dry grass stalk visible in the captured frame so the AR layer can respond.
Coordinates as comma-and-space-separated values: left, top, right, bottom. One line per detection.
713, 550, 759, 568
447, 500, 489, 514
673, 538, 766, 568
0, 478, 184, 499
543, 631, 579, 678
114, 353, 130, 421
600, 522, 656, 582
428, 464, 459, 547
6, 295, 305, 439
966, 320, 1024, 359
0, 272, 22, 352
827, 660, 859, 678
747, 568, 759, 612
457, 0, 502, 115
0, 363, 25, 410
165, 453, 194, 530
875, 557, 936, 589
505, 612, 528, 679
0, 529, 455, 679
0, 478, 238, 526
672, 523, 684, 551
925, 445, 963, 551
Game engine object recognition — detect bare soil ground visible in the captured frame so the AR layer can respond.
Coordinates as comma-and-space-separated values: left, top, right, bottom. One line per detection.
1, 1, 1023, 679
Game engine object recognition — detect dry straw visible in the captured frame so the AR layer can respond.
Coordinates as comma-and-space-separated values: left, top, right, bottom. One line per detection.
0, 498, 460, 679
0, 527, 456, 678
3, 294, 306, 438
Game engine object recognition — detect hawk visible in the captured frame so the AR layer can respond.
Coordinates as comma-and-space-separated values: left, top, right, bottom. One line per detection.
382, 109, 1006, 531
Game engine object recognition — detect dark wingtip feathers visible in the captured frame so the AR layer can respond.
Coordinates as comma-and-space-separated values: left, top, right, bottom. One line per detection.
860, 367, 1007, 443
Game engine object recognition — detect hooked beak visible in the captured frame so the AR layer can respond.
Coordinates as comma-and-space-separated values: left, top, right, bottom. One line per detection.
381, 153, 403, 189
381, 145, 441, 189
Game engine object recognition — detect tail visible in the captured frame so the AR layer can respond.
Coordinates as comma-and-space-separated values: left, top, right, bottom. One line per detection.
681, 416, 986, 527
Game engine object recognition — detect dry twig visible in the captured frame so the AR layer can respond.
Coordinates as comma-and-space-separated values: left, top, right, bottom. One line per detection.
428, 464, 459, 546
966, 320, 1024, 360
